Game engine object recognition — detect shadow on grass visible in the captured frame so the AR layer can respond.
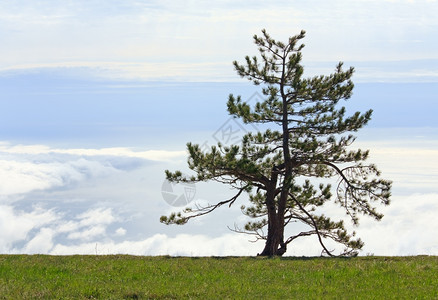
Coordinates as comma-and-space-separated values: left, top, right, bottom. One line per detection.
180, 255, 353, 261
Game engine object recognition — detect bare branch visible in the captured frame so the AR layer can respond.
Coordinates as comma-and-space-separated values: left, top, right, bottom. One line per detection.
289, 193, 336, 257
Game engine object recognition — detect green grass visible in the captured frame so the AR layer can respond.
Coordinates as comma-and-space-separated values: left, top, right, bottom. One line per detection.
0, 255, 437, 299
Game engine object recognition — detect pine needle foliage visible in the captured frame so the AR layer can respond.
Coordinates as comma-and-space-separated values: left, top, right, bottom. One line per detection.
161, 30, 392, 256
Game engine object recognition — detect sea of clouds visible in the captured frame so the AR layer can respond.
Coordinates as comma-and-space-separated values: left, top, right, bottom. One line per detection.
1, 134, 437, 256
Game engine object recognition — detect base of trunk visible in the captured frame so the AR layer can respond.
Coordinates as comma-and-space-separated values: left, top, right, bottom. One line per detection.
258, 242, 287, 256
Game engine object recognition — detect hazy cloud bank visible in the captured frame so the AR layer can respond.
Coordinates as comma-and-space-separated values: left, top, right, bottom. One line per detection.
0, 139, 437, 256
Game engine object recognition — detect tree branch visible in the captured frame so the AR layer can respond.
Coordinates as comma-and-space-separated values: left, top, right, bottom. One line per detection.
289, 193, 335, 257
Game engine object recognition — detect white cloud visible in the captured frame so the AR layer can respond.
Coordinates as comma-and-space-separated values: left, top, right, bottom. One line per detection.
67, 226, 106, 241
57, 220, 81, 234
355, 140, 438, 193
0, 61, 234, 82
50, 233, 264, 256
0, 160, 60, 195
0, 204, 123, 254
76, 208, 115, 227
352, 193, 438, 256
0, 205, 59, 252
0, 142, 185, 197
0, 0, 436, 81
0, 143, 186, 161
23, 228, 55, 254
115, 227, 127, 236
1, 193, 438, 256
65, 208, 116, 241
0, 135, 437, 256
0, 157, 116, 196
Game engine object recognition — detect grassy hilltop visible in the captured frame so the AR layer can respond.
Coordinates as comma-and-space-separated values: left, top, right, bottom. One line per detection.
0, 255, 437, 299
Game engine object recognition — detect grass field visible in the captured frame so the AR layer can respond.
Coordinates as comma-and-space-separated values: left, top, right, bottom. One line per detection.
0, 255, 437, 299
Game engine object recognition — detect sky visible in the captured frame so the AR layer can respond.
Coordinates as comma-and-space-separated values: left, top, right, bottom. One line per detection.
0, 0, 437, 256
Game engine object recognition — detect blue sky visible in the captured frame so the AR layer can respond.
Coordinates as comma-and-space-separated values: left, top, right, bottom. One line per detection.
0, 0, 437, 256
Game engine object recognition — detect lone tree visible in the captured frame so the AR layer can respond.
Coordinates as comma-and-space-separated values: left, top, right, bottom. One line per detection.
161, 30, 392, 256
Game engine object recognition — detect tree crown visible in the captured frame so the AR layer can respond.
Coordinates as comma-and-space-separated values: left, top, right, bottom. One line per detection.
161, 29, 391, 257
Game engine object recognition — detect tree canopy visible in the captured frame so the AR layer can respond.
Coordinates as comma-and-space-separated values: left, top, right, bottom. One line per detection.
161, 29, 392, 256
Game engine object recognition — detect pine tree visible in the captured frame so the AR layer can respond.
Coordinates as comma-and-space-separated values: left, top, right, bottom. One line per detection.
160, 30, 392, 256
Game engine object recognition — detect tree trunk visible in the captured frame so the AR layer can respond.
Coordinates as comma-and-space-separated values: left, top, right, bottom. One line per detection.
258, 185, 286, 256
257, 52, 290, 257
259, 213, 286, 256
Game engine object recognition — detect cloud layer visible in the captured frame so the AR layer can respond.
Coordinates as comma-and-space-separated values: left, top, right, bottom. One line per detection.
1, 0, 437, 81
0, 136, 437, 256
0, 142, 185, 197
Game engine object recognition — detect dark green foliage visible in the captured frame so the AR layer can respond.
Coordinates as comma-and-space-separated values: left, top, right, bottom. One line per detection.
161, 30, 392, 256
